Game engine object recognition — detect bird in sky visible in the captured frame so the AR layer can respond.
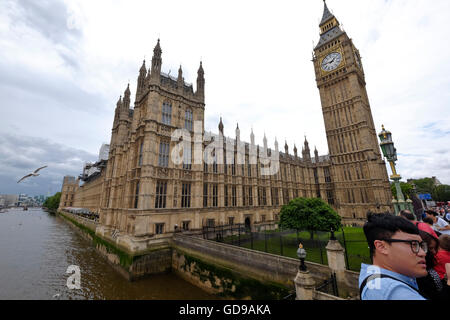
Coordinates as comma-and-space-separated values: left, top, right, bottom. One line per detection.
17, 166, 48, 183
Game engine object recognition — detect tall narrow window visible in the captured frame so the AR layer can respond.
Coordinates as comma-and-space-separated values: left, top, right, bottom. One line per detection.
272, 187, 279, 206
162, 102, 172, 125
213, 152, 218, 173
185, 109, 193, 131
313, 168, 319, 184
183, 143, 192, 170
158, 142, 169, 167
224, 185, 229, 207
242, 186, 247, 206
327, 190, 335, 205
283, 188, 289, 205
247, 161, 252, 177
155, 181, 167, 208
232, 186, 237, 207
181, 183, 191, 208
138, 141, 144, 166
324, 167, 332, 183
155, 223, 164, 234
203, 183, 208, 207
262, 188, 267, 205
224, 154, 228, 174
231, 156, 236, 176
212, 184, 218, 207
258, 187, 262, 206
248, 187, 253, 206
134, 181, 140, 209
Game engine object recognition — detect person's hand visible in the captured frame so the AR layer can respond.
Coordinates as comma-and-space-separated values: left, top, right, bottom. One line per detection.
445, 263, 450, 286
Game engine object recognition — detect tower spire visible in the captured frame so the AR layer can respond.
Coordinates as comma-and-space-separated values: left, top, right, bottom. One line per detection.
150, 39, 162, 83
218, 117, 224, 135
320, 0, 334, 27
136, 60, 147, 101
123, 83, 131, 109
196, 61, 205, 101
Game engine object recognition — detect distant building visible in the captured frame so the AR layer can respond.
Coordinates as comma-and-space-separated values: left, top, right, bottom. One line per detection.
58, 176, 78, 209
0, 194, 19, 207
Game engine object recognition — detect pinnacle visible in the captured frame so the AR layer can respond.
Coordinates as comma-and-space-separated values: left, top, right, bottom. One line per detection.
320, 0, 334, 26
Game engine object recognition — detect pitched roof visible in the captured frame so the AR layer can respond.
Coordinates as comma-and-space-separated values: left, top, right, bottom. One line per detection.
320, 1, 334, 26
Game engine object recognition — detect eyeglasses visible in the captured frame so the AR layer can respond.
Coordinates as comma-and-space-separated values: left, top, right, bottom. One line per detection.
379, 239, 428, 254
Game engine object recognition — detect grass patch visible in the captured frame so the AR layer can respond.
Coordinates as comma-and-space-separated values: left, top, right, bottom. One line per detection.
220, 227, 370, 272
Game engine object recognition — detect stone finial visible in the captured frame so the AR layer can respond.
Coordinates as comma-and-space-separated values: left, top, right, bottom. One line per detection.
218, 117, 224, 134
153, 38, 162, 57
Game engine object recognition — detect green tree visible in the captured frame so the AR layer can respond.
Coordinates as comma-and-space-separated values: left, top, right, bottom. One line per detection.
432, 185, 450, 202
43, 192, 61, 211
279, 198, 342, 239
390, 182, 413, 200
410, 178, 435, 194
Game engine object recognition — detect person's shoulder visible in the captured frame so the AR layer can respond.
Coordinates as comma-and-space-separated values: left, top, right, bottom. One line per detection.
387, 281, 426, 300
362, 277, 423, 300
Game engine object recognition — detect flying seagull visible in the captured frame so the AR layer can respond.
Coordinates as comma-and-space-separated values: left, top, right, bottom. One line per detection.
17, 166, 48, 183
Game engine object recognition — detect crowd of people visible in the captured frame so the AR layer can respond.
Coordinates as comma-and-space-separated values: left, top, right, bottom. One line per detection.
359, 208, 450, 300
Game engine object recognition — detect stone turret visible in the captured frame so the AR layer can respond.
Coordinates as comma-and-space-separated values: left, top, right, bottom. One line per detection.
314, 146, 319, 163
122, 83, 131, 110
302, 137, 311, 163
195, 61, 205, 101
136, 60, 147, 101
150, 39, 162, 83
218, 117, 224, 135
177, 65, 184, 92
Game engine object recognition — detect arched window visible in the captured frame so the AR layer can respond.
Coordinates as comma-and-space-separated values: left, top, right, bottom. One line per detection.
185, 109, 193, 131
162, 102, 172, 125
138, 141, 144, 166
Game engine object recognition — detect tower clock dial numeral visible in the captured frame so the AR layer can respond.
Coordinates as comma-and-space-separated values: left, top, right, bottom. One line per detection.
321, 52, 342, 72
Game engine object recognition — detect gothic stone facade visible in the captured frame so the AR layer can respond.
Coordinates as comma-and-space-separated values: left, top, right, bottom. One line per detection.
62, 3, 392, 252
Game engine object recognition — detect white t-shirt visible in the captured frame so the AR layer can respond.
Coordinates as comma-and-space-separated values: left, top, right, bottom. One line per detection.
433, 217, 450, 235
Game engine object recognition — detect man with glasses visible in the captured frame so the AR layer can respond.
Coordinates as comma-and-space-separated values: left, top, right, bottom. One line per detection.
359, 212, 428, 300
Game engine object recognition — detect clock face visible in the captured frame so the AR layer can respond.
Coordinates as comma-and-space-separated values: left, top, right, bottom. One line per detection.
321, 52, 342, 72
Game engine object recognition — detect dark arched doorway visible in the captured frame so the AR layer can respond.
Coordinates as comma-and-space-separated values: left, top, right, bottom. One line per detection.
245, 217, 251, 231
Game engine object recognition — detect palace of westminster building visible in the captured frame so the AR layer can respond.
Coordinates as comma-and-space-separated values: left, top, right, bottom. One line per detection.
60, 2, 392, 251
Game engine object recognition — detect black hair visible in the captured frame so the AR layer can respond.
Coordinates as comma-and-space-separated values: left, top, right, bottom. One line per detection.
399, 210, 416, 221
426, 210, 438, 217
363, 212, 420, 259
422, 217, 434, 225
419, 230, 439, 269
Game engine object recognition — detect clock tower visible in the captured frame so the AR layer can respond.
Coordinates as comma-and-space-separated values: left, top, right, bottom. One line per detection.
313, 1, 392, 221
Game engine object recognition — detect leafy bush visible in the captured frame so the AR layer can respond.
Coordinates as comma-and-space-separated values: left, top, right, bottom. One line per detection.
43, 192, 61, 211
279, 198, 342, 235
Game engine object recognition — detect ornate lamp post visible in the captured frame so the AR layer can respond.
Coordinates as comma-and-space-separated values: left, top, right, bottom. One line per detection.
297, 243, 307, 272
378, 125, 413, 215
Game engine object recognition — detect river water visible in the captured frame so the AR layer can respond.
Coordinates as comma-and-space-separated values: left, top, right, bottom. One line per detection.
0, 208, 216, 300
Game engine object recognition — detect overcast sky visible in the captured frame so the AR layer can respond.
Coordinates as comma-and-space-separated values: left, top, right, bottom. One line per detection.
1, 0, 449, 196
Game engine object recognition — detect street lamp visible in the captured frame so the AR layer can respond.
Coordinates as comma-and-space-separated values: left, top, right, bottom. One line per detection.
378, 125, 414, 215
297, 243, 307, 272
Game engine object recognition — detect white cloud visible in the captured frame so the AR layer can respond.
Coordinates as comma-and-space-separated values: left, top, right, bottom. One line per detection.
0, 0, 449, 197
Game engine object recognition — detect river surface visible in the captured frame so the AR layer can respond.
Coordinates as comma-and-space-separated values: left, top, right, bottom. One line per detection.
0, 208, 216, 300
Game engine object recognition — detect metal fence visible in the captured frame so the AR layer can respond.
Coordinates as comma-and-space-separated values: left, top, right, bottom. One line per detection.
202, 224, 370, 272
